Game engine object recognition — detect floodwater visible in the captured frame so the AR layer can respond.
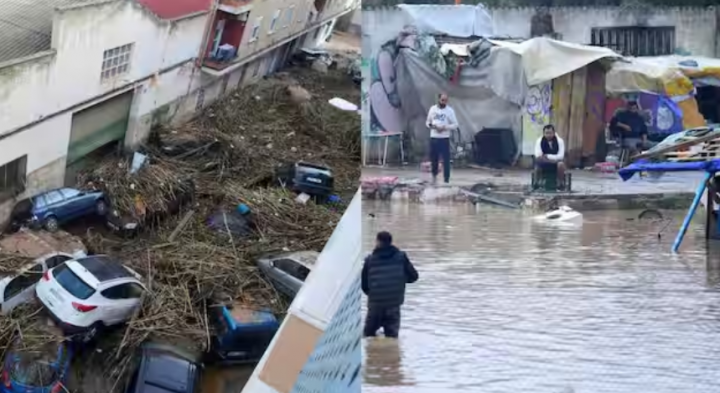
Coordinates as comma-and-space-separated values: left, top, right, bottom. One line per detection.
362, 203, 720, 393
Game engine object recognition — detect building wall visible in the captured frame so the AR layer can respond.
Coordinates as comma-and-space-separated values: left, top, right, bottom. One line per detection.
0, 56, 56, 135
0, 1, 212, 224
363, 6, 718, 58
238, 0, 314, 60
238, 0, 355, 60
490, 6, 716, 57
0, 114, 71, 224
50, 1, 208, 118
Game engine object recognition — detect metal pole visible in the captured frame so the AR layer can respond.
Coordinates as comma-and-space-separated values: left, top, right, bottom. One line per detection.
706, 173, 719, 240
673, 171, 712, 253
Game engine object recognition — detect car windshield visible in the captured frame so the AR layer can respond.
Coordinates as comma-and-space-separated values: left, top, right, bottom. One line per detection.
53, 264, 95, 300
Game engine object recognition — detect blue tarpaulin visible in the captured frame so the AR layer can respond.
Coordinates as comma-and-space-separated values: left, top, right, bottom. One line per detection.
619, 159, 720, 181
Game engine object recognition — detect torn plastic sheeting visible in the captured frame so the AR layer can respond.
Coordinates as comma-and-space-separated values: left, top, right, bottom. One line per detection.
393, 47, 524, 152
440, 43, 469, 57
488, 37, 619, 86
207, 209, 254, 237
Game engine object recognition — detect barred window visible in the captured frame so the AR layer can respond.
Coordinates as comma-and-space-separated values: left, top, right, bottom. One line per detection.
101, 43, 133, 81
591, 27, 675, 57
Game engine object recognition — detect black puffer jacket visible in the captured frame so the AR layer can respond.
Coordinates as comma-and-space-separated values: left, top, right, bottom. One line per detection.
361, 245, 419, 308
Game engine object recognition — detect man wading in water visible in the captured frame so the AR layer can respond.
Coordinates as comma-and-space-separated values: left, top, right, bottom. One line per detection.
362, 231, 419, 338
426, 93, 458, 185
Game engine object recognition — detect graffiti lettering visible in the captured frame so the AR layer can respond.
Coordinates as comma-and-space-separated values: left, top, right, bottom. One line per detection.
525, 84, 551, 125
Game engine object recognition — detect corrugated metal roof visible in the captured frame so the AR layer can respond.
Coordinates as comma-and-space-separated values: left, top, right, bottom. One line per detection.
135, 0, 211, 20
0, 0, 94, 64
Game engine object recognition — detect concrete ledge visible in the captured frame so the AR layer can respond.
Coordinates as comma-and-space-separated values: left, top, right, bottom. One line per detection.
522, 192, 695, 211
361, 183, 695, 211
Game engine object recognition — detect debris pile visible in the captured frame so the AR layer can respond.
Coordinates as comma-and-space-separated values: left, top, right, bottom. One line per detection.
152, 67, 360, 196
52, 66, 358, 391
78, 156, 194, 223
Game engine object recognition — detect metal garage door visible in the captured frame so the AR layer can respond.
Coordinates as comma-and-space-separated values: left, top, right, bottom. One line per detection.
67, 92, 133, 165
64, 91, 133, 185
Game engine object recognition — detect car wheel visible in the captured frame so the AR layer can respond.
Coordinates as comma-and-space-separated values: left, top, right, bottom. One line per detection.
81, 323, 102, 344
95, 200, 108, 216
44, 216, 59, 232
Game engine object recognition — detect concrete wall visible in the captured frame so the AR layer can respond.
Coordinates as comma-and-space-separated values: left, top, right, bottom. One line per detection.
51, 1, 210, 125
0, 1, 212, 224
0, 56, 56, 134
363, 6, 718, 57
490, 6, 716, 57
238, 0, 355, 59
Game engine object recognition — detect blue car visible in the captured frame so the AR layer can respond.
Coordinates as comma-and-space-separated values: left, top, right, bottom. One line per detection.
1, 340, 72, 393
125, 343, 201, 393
205, 304, 279, 365
12, 188, 107, 232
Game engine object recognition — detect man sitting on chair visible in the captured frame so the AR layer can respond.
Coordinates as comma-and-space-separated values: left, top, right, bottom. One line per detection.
534, 124, 566, 189
609, 101, 656, 153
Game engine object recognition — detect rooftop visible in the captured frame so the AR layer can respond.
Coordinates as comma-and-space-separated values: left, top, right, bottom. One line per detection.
136, 0, 211, 20
0, 0, 211, 65
0, 0, 91, 64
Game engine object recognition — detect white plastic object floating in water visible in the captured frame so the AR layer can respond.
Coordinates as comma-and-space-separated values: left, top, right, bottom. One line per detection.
535, 205, 583, 222
328, 97, 358, 111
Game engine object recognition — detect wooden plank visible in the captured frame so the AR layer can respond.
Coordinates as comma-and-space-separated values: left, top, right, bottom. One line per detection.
632, 128, 720, 160
167, 209, 195, 242
583, 63, 606, 164
568, 67, 587, 168
459, 189, 520, 209
552, 73, 572, 143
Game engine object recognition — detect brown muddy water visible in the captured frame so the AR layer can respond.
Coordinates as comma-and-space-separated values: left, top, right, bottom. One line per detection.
362, 202, 720, 393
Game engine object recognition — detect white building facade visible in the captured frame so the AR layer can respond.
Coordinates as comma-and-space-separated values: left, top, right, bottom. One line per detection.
0, 0, 355, 224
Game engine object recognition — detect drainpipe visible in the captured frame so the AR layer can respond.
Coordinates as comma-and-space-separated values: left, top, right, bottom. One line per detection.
196, 0, 221, 68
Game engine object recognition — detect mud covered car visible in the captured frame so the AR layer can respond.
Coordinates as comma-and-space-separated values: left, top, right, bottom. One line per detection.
257, 251, 318, 298
9, 188, 107, 232
125, 343, 201, 393
1, 338, 72, 393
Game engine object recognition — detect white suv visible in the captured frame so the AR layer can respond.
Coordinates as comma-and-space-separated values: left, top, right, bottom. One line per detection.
35, 255, 146, 341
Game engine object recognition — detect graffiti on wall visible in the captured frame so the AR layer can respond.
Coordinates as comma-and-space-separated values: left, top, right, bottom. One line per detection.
521, 83, 551, 155
605, 93, 683, 136
369, 42, 403, 134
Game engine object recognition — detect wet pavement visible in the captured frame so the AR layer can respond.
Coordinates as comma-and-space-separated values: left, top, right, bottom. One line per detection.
362, 202, 720, 393
362, 167, 703, 195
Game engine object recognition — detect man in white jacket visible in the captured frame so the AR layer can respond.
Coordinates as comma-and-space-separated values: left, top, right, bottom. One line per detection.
534, 124, 566, 189
425, 93, 458, 184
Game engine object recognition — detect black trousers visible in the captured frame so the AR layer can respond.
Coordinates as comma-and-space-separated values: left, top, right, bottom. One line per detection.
430, 137, 451, 183
364, 306, 401, 338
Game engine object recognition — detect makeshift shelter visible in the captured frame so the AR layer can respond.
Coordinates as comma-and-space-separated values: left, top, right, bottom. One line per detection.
605, 56, 720, 132
368, 28, 618, 167
489, 39, 617, 168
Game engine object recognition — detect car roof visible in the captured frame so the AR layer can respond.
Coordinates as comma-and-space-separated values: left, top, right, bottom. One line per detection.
74, 255, 133, 282
140, 348, 195, 393
275, 250, 319, 269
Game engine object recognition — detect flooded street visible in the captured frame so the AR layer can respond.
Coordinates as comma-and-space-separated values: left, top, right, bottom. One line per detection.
362, 203, 720, 393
